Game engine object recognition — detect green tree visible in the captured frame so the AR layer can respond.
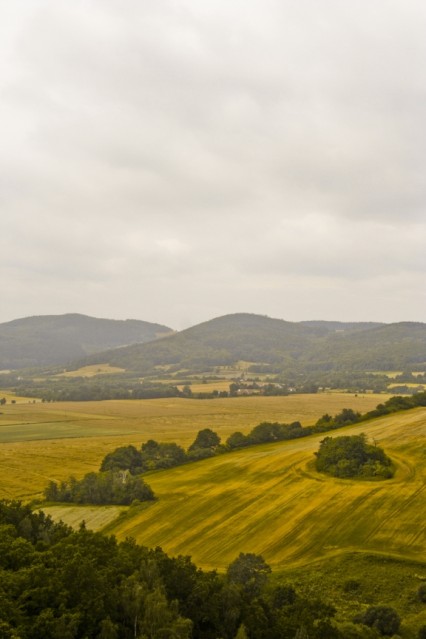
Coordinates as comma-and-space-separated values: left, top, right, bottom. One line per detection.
227, 553, 271, 597
188, 428, 221, 451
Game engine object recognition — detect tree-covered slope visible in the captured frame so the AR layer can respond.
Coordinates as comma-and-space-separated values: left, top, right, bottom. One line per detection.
81, 314, 426, 375
0, 313, 173, 369
305, 322, 426, 372
82, 313, 323, 373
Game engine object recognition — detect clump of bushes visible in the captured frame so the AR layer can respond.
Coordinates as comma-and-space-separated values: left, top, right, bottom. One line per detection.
315, 434, 394, 479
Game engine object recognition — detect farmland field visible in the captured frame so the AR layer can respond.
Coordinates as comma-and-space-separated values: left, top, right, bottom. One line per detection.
0, 393, 390, 499
2, 391, 425, 575
38, 407, 426, 573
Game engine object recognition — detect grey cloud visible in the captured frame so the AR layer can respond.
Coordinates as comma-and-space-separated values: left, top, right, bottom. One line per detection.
1, 1, 425, 326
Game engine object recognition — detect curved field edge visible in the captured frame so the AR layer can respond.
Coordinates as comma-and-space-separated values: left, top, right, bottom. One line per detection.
42, 408, 426, 572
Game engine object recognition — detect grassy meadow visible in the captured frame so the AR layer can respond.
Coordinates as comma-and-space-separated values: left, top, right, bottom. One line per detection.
0, 393, 390, 499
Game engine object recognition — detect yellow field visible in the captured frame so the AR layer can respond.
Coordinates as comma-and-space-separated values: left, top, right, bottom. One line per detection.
40, 504, 126, 530
57, 364, 125, 377
177, 381, 232, 393
0, 393, 391, 500
41, 408, 426, 571
0, 391, 41, 404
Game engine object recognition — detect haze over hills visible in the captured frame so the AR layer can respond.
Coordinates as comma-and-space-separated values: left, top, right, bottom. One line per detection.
80, 313, 426, 375
2, 312, 426, 374
0, 314, 173, 370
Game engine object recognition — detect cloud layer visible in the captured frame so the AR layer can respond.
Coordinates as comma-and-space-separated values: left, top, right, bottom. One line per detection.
1, 1, 425, 328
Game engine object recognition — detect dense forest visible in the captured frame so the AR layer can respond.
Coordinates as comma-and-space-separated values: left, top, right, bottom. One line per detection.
1, 500, 422, 638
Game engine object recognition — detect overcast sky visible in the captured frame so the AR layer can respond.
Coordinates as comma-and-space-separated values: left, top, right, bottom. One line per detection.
1, 1, 425, 329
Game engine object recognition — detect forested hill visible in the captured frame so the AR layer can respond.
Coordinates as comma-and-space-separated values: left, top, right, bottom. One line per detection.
0, 314, 173, 370
80, 313, 426, 375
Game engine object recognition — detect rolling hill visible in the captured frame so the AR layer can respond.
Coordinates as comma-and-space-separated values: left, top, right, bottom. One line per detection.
80, 313, 426, 375
41, 407, 426, 571
0, 313, 173, 370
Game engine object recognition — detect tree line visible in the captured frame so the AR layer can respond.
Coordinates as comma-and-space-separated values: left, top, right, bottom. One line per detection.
96, 391, 426, 481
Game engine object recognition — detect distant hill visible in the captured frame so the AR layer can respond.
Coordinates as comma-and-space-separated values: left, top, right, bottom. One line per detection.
0, 314, 173, 370
299, 320, 384, 333
80, 313, 426, 375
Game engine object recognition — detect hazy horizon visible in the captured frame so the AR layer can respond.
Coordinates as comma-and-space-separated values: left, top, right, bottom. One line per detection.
2, 1, 425, 330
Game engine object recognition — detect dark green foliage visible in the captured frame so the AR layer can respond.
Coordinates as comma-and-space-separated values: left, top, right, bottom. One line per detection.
227, 553, 272, 597
226, 431, 250, 449
354, 605, 401, 635
16, 378, 181, 402
315, 434, 393, 479
271, 584, 297, 607
418, 584, 426, 603
75, 313, 426, 377
343, 579, 362, 593
418, 625, 426, 639
44, 471, 155, 505
100, 445, 143, 474
188, 428, 221, 451
226, 421, 305, 450
140, 440, 187, 470
0, 500, 353, 639
0, 313, 172, 370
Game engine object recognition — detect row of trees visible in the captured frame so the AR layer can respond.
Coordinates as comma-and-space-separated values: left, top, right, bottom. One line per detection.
101, 428, 223, 475
0, 500, 415, 638
98, 391, 426, 482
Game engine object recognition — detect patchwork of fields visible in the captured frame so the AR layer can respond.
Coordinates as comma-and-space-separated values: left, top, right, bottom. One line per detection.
1, 392, 424, 574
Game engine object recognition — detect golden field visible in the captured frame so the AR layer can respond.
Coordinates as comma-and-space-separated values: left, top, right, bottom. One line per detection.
93, 409, 425, 571
0, 393, 390, 499
2, 391, 425, 574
